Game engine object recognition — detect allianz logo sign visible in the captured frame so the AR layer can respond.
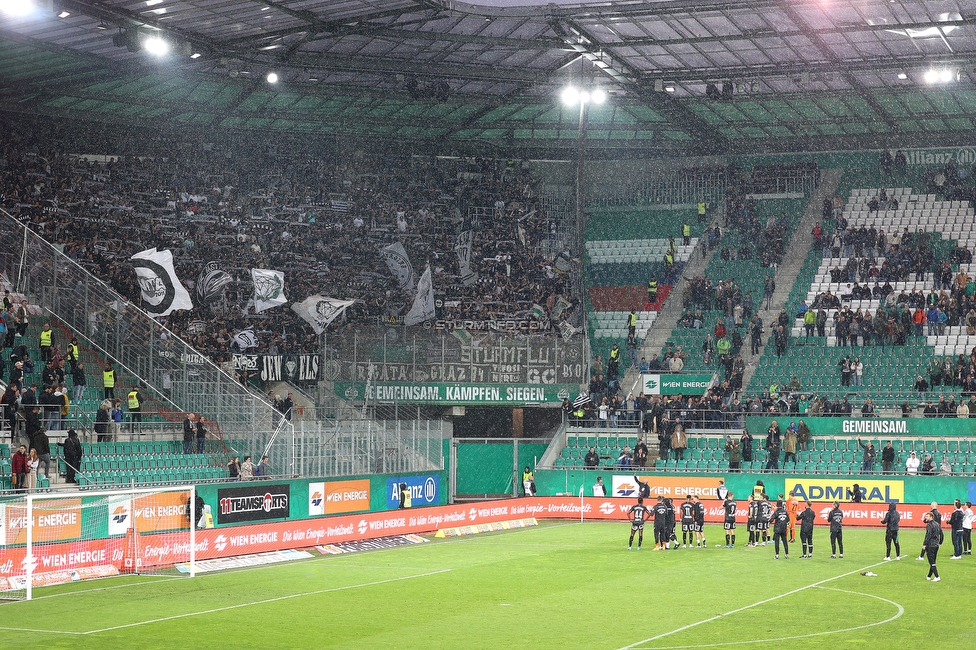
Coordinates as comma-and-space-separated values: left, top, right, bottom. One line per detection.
902, 148, 976, 166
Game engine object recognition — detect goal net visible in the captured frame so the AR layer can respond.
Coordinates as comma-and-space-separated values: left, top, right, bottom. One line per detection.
0, 486, 197, 600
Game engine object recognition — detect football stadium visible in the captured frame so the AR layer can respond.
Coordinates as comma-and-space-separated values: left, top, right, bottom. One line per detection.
0, 0, 975, 647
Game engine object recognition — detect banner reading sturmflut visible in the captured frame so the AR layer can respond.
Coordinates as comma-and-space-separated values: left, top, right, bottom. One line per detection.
251, 269, 287, 313
130, 248, 194, 317
292, 295, 356, 334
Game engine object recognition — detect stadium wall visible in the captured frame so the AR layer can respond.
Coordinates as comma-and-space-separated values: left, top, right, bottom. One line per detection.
534, 469, 976, 507
456, 442, 549, 495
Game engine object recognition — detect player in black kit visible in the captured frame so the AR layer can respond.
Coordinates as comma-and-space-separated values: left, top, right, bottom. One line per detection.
828, 501, 844, 558
628, 497, 650, 550
680, 495, 696, 548
723, 493, 737, 548
796, 501, 816, 558
758, 496, 773, 546
772, 500, 789, 559
652, 496, 669, 550
665, 498, 678, 549
746, 495, 758, 547
881, 501, 901, 560
693, 496, 706, 548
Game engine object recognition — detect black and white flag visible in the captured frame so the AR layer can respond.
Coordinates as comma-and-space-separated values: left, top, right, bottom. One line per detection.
233, 329, 258, 350
380, 242, 416, 290
454, 230, 477, 286
404, 264, 435, 326
130, 248, 194, 317
197, 260, 232, 301
291, 295, 356, 334
251, 269, 287, 313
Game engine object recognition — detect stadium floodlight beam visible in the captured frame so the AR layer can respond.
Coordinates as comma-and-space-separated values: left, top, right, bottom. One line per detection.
559, 83, 609, 276
143, 36, 169, 56
1, 0, 35, 16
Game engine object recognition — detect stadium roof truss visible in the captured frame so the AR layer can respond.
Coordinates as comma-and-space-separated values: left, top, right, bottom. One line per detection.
1, 0, 976, 155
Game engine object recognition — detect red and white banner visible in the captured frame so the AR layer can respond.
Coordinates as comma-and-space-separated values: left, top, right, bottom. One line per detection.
0, 498, 947, 584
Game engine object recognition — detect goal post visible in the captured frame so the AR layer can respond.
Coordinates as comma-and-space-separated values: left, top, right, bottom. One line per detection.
1, 485, 197, 601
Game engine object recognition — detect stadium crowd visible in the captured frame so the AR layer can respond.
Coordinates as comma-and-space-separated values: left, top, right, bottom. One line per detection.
0, 114, 578, 362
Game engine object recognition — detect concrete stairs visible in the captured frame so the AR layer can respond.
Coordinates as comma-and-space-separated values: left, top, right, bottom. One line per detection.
739, 168, 843, 392
622, 207, 724, 395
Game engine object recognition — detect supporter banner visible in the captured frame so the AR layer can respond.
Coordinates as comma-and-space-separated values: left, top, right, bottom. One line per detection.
404, 264, 435, 326
432, 319, 551, 333
197, 261, 232, 302
308, 480, 371, 516
785, 478, 904, 504
291, 295, 355, 334
744, 416, 976, 438
640, 373, 714, 395
216, 484, 290, 524
455, 230, 477, 286
381, 242, 416, 290
387, 475, 440, 509
130, 248, 193, 317
233, 354, 319, 383
3, 499, 83, 546
610, 476, 724, 499
251, 268, 287, 313
334, 382, 575, 405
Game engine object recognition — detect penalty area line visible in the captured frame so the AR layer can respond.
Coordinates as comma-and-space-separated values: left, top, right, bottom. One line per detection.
80, 568, 453, 635
617, 560, 889, 650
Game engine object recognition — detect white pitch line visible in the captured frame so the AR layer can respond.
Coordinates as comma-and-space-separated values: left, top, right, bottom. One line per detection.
0, 624, 86, 636
637, 585, 905, 649
617, 561, 889, 650
80, 568, 452, 635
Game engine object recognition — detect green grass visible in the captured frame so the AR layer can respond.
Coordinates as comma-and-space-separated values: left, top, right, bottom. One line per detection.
1, 521, 973, 649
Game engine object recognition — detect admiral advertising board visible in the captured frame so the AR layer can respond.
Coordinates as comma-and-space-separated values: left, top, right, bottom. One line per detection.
216, 484, 290, 524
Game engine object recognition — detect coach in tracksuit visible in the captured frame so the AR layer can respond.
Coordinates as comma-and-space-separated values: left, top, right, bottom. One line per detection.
923, 512, 943, 581
881, 502, 901, 560
949, 500, 965, 559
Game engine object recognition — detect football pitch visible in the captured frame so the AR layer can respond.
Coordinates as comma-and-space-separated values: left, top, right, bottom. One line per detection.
0, 521, 972, 649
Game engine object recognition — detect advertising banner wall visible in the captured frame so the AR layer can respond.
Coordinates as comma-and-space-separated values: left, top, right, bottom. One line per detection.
640, 374, 714, 396
307, 480, 371, 516
610, 476, 724, 499
387, 475, 440, 509
784, 478, 904, 504
216, 484, 291, 525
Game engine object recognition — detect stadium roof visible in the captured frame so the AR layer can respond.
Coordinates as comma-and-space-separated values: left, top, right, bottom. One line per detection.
1, 0, 976, 155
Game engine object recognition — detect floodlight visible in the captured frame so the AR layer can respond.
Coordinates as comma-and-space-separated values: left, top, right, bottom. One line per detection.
266, 72, 279, 84
591, 89, 607, 104
579, 90, 591, 103
143, 36, 169, 56
939, 68, 953, 83
923, 69, 939, 84
561, 87, 580, 106
897, 72, 908, 80
1, 0, 35, 16
58, 10, 70, 18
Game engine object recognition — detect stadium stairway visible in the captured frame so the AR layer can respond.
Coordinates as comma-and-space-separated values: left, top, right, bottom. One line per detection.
747, 183, 973, 405
740, 169, 842, 392
621, 218, 722, 393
